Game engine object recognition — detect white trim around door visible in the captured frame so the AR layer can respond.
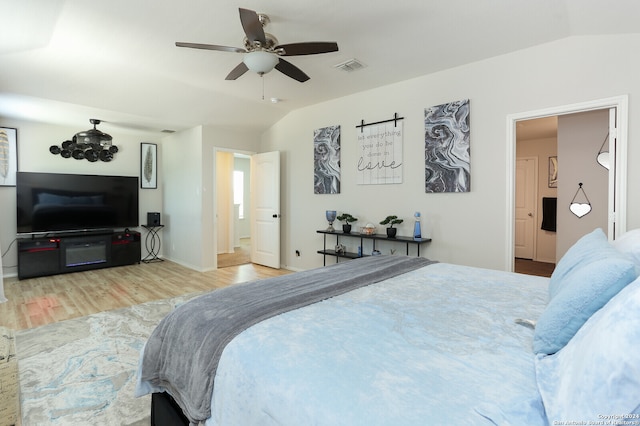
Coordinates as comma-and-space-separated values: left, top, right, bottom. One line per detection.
505, 95, 629, 271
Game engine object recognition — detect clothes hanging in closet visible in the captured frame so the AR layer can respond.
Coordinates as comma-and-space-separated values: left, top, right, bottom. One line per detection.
541, 197, 557, 232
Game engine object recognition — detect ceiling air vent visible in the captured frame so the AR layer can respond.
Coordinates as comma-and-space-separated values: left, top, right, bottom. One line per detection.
334, 58, 366, 72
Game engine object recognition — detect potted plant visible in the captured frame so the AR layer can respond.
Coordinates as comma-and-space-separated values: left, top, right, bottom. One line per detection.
380, 215, 403, 238
336, 213, 358, 234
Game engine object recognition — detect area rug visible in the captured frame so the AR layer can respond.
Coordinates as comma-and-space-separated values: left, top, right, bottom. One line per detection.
0, 327, 20, 426
15, 292, 203, 425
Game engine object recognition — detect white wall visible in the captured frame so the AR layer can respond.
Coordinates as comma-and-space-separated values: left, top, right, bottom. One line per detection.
4, 34, 640, 276
216, 151, 234, 254
0, 119, 163, 278
0, 119, 261, 277
160, 125, 260, 271
262, 34, 640, 272
234, 156, 251, 239
161, 126, 204, 270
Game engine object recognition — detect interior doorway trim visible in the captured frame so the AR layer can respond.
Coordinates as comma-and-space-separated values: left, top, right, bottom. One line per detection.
212, 146, 256, 270
505, 95, 629, 271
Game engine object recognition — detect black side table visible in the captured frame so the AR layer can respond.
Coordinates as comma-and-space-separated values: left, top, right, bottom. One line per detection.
142, 225, 164, 263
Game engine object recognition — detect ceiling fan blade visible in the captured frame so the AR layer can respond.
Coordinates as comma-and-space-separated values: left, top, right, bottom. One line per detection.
275, 58, 310, 82
176, 42, 245, 53
225, 62, 249, 80
239, 8, 267, 45
276, 42, 339, 56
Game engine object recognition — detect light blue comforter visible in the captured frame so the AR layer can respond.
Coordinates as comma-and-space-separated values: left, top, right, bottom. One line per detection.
205, 263, 549, 425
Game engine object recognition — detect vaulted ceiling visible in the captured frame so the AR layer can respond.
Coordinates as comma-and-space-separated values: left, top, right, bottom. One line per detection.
1, 0, 639, 137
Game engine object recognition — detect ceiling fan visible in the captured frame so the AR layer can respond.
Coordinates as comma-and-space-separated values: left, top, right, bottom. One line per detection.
175, 8, 339, 82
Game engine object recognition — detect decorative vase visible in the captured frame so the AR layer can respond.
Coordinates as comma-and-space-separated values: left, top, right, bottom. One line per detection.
342, 224, 352, 234
386, 227, 397, 238
413, 212, 422, 241
325, 210, 337, 232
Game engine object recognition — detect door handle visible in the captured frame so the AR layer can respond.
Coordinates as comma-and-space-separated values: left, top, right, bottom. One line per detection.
528, 212, 533, 217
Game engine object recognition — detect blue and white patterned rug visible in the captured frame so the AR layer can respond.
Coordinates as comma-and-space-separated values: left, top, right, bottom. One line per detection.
15, 293, 202, 425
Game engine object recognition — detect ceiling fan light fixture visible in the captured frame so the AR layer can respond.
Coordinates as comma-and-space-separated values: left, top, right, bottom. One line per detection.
75, 118, 113, 145
176, 7, 338, 82
243, 51, 279, 74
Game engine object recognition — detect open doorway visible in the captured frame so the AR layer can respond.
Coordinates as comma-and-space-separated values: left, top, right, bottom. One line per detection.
514, 116, 557, 277
515, 111, 611, 276
507, 95, 628, 273
216, 152, 252, 268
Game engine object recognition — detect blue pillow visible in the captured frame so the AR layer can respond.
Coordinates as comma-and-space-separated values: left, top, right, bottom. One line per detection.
535, 276, 640, 422
534, 254, 637, 355
611, 228, 640, 266
549, 228, 609, 299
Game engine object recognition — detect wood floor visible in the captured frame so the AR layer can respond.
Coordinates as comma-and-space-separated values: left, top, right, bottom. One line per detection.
514, 258, 555, 278
1, 257, 555, 331
217, 238, 251, 268
0, 261, 290, 331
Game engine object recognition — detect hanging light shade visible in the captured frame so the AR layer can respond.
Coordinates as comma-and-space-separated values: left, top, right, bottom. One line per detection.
596, 132, 610, 170
243, 51, 279, 75
75, 119, 113, 145
569, 182, 592, 218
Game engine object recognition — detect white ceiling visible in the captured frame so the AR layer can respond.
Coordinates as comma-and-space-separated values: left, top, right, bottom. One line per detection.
1, 0, 639, 138
517, 117, 558, 141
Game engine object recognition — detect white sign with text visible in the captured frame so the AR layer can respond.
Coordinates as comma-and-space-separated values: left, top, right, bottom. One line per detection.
356, 121, 403, 185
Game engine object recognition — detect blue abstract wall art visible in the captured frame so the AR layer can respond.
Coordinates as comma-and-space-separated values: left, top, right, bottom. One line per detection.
424, 99, 470, 193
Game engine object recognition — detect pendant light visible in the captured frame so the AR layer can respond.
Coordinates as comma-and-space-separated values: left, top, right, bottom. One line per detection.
243, 51, 279, 75
569, 183, 592, 218
596, 132, 610, 170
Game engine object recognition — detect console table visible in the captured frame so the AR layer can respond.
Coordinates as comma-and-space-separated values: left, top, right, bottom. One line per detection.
317, 230, 431, 265
142, 225, 164, 263
17, 230, 140, 279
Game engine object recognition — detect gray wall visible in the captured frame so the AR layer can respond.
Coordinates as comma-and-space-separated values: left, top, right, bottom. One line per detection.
556, 109, 609, 259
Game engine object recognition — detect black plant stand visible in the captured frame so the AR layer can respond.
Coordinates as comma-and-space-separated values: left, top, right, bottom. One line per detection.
142, 225, 164, 263
317, 230, 431, 265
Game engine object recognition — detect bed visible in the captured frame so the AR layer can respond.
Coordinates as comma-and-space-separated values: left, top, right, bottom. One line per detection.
136, 228, 640, 426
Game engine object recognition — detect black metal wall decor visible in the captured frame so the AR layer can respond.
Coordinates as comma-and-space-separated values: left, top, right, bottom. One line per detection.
49, 119, 118, 162
569, 182, 592, 218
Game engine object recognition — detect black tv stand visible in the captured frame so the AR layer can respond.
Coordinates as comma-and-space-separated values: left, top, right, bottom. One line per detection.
17, 230, 141, 279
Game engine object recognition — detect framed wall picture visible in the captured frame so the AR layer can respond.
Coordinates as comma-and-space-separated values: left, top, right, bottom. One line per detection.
548, 156, 558, 188
314, 125, 341, 194
424, 99, 470, 193
0, 127, 18, 187
141, 142, 157, 189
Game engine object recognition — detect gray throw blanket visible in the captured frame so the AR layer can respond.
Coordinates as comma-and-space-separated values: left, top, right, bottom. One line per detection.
140, 255, 435, 425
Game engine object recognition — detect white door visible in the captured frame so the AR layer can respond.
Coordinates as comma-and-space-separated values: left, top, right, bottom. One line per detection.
250, 151, 280, 268
607, 107, 618, 238
515, 157, 537, 259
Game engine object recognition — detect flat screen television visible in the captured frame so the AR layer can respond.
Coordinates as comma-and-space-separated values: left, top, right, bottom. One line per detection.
16, 172, 139, 234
